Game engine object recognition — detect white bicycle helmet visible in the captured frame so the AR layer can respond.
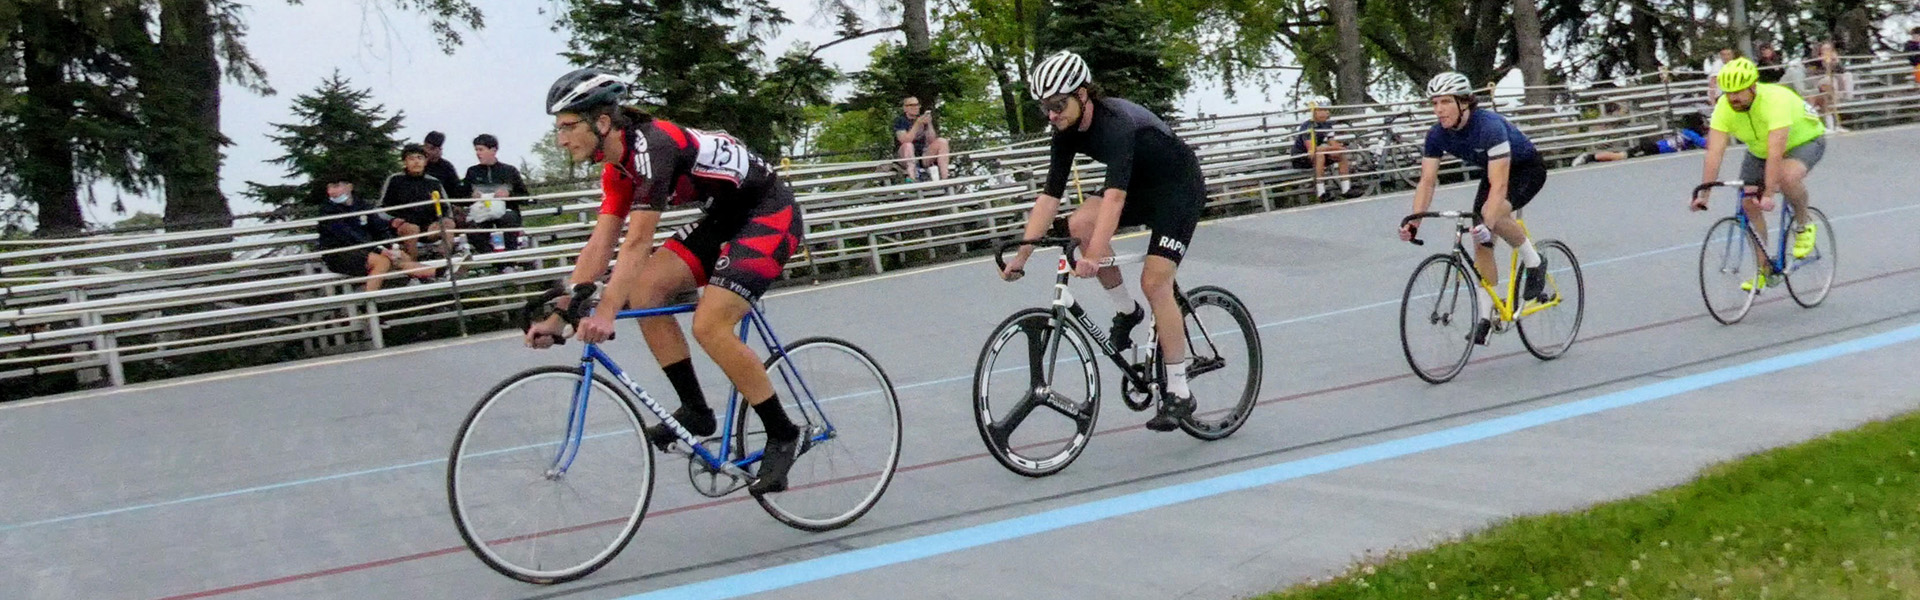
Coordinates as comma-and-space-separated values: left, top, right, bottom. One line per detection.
1029, 50, 1092, 100
1425, 71, 1474, 98
1306, 95, 1332, 110
547, 68, 628, 116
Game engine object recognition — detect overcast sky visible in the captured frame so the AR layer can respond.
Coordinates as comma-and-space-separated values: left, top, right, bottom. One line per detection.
88, 0, 1284, 222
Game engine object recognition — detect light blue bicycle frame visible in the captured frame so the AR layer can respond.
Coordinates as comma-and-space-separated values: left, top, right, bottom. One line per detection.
545, 302, 834, 478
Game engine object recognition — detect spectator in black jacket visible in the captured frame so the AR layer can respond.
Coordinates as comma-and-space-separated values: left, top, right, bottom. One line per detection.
463, 133, 531, 254
379, 144, 455, 259
421, 131, 469, 199
318, 175, 433, 290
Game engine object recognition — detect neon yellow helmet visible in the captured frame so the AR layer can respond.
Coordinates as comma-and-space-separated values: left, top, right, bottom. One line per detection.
1718, 58, 1759, 92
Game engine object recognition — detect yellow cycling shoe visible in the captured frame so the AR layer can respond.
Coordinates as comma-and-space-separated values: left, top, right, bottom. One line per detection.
1792, 223, 1818, 259
1739, 273, 1771, 293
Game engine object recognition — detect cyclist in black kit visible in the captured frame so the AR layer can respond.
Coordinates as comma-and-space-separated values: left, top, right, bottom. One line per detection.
998, 50, 1207, 432
523, 68, 805, 494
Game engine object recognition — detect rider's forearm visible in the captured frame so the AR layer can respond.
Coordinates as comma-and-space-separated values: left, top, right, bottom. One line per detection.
1018, 195, 1062, 258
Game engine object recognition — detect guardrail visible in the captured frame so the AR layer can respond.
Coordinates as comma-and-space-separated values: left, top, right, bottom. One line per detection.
5, 56, 1917, 394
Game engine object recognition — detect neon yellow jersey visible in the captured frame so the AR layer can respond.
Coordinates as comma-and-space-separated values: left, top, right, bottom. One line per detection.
1709, 83, 1826, 158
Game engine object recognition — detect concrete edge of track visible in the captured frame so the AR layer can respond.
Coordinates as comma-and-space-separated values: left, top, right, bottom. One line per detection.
608, 317, 1920, 600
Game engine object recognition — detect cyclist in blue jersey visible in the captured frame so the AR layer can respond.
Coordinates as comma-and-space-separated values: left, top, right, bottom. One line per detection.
1397, 72, 1551, 345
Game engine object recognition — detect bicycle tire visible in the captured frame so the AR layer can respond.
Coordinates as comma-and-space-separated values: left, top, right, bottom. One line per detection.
1176, 286, 1262, 441
740, 337, 901, 531
1400, 254, 1479, 384
448, 365, 653, 584
1517, 240, 1585, 360
1786, 206, 1836, 308
1698, 216, 1764, 325
972, 307, 1102, 477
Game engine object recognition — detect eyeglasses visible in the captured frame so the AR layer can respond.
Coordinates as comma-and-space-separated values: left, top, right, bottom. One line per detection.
1040, 95, 1073, 115
554, 119, 586, 133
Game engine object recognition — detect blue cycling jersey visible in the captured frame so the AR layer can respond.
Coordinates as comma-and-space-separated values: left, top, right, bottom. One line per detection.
1422, 109, 1540, 169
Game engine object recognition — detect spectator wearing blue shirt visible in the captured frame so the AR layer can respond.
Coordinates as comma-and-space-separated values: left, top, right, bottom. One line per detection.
894, 96, 951, 181
1291, 96, 1363, 200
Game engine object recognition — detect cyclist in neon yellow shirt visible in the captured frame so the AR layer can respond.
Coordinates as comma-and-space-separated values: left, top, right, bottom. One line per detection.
1690, 58, 1827, 291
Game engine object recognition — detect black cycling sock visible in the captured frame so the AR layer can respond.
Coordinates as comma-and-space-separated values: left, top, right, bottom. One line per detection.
752, 394, 800, 442
662, 358, 709, 413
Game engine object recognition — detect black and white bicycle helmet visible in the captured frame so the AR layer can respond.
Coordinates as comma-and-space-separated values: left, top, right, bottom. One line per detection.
546, 68, 628, 115
1029, 50, 1091, 100
1425, 71, 1474, 98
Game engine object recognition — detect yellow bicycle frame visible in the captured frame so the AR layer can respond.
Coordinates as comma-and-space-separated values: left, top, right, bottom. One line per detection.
1462, 217, 1561, 324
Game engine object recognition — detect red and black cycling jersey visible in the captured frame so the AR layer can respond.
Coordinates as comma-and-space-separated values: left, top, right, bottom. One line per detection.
599, 118, 780, 218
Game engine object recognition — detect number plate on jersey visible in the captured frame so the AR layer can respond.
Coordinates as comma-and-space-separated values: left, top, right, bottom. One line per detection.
688, 128, 750, 184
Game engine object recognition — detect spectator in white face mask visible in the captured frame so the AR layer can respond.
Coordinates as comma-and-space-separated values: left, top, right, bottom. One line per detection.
316, 174, 435, 290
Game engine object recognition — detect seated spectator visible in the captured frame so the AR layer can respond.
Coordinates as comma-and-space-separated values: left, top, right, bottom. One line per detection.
421, 131, 469, 199
1755, 43, 1786, 84
378, 144, 456, 259
1907, 28, 1920, 85
1804, 41, 1848, 131
1290, 97, 1362, 200
894, 96, 951, 181
463, 133, 531, 256
317, 174, 434, 290
1572, 108, 1710, 165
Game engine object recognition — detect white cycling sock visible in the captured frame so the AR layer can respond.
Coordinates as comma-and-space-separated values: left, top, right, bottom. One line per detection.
1476, 285, 1494, 322
1518, 238, 1542, 268
1105, 283, 1138, 314
1339, 179, 1352, 192
1315, 181, 1326, 196
1164, 360, 1189, 397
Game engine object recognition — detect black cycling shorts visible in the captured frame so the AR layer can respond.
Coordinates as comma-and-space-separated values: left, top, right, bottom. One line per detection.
1472, 157, 1548, 222
661, 184, 804, 302
1117, 181, 1203, 264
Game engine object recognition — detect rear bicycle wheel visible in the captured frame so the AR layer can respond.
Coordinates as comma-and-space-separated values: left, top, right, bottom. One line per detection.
739, 337, 901, 531
1400, 254, 1478, 384
1786, 206, 1836, 308
1698, 217, 1763, 324
972, 308, 1101, 477
447, 366, 653, 584
1516, 240, 1585, 360
1176, 286, 1261, 441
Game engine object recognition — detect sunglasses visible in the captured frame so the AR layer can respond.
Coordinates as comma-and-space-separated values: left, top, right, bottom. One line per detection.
1040, 95, 1074, 114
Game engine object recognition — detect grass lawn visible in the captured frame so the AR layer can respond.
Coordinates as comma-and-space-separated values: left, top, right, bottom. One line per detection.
1259, 410, 1920, 600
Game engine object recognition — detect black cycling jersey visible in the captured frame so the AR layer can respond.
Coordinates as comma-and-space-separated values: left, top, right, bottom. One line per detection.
1042, 97, 1201, 199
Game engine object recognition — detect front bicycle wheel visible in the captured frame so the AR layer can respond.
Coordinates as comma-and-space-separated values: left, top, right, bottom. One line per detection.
448, 365, 653, 584
1517, 240, 1585, 360
739, 337, 900, 531
1177, 286, 1262, 441
1698, 216, 1763, 325
1786, 206, 1836, 308
972, 307, 1101, 477
1400, 254, 1479, 384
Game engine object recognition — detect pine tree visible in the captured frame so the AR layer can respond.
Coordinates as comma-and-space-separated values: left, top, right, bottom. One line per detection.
1035, 0, 1190, 117
244, 73, 405, 218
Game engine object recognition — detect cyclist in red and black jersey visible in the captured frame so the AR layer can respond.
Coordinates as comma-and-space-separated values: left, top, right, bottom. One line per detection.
523, 68, 806, 494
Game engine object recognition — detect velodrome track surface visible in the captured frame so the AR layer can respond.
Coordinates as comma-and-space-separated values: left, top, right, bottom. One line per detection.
6, 125, 1920, 600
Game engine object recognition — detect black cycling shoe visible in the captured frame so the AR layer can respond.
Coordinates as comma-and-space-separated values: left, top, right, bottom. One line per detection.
1469, 319, 1493, 346
1109, 305, 1145, 351
1340, 186, 1366, 199
646, 406, 717, 451
1144, 392, 1194, 432
1522, 257, 1550, 302
748, 436, 800, 494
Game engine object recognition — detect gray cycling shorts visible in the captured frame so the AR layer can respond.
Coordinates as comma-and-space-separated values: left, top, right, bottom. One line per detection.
1738, 136, 1825, 184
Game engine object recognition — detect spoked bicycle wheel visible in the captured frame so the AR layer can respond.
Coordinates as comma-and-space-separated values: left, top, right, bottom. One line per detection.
447, 366, 653, 584
972, 308, 1101, 477
1516, 240, 1585, 360
1399, 254, 1479, 384
736, 337, 901, 531
1176, 286, 1262, 441
1786, 206, 1837, 308
1698, 217, 1764, 324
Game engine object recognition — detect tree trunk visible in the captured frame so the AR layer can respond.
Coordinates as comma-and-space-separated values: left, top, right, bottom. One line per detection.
900, 0, 936, 109
18, 6, 85, 235
1510, 0, 1550, 105
152, 0, 233, 234
1328, 0, 1367, 104
1628, 0, 1659, 75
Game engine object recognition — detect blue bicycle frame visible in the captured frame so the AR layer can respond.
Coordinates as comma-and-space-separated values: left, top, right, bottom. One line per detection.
1730, 198, 1812, 275
545, 302, 834, 479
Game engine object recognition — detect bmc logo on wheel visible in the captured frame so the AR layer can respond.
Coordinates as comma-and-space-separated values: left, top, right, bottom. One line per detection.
1156, 237, 1187, 255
